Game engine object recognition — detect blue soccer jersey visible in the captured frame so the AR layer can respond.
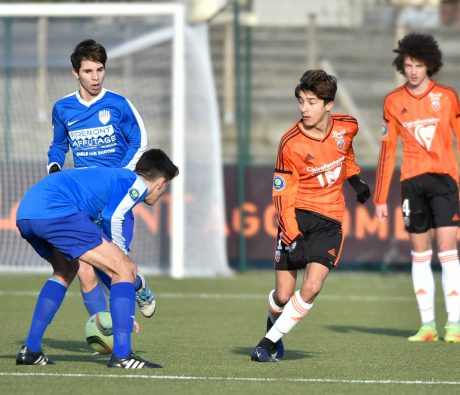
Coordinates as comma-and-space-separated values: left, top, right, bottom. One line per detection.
48, 88, 147, 170
17, 167, 147, 253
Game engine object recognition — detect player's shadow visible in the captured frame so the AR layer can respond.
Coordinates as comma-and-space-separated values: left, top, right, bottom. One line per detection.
36, 338, 90, 354
232, 347, 314, 361
5, 340, 109, 366
326, 325, 413, 338
50, 353, 109, 365
41, 339, 132, 365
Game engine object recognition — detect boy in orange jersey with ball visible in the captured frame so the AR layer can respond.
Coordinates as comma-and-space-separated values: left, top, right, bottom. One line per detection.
251, 70, 370, 362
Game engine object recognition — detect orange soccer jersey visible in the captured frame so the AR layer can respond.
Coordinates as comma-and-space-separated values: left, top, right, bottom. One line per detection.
374, 80, 460, 204
273, 114, 361, 245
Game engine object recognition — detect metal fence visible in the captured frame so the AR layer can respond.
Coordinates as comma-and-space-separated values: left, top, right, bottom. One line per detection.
211, 0, 460, 166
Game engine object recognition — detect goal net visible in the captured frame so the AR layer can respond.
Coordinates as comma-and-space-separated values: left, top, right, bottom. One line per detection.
0, 3, 231, 278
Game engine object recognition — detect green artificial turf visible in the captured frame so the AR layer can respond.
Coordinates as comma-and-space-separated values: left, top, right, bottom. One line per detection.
0, 271, 458, 395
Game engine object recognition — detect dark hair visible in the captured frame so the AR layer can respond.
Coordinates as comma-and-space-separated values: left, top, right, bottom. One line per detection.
295, 70, 337, 104
392, 32, 443, 77
135, 149, 179, 181
70, 39, 107, 72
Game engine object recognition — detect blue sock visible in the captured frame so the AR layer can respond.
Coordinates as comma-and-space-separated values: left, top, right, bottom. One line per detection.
94, 268, 112, 290
134, 275, 142, 291
110, 282, 135, 358
25, 278, 67, 352
81, 283, 108, 316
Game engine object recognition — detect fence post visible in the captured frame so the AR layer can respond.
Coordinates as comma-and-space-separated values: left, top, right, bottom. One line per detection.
234, 0, 252, 272
2, 18, 12, 162
37, 16, 48, 123
223, 16, 235, 125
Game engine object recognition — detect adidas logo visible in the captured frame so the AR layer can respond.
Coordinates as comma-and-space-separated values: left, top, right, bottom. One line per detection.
304, 153, 314, 162
401, 108, 409, 114
33, 355, 48, 365
452, 214, 460, 221
328, 248, 336, 256
415, 288, 427, 295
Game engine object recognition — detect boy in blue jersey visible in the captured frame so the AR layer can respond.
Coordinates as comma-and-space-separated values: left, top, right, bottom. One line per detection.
47, 39, 154, 319
16, 149, 178, 368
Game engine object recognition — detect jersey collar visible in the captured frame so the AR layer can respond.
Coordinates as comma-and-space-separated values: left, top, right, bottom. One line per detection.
405, 79, 435, 100
76, 88, 107, 107
297, 113, 333, 142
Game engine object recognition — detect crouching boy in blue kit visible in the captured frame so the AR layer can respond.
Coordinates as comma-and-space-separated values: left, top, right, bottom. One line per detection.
15, 149, 178, 369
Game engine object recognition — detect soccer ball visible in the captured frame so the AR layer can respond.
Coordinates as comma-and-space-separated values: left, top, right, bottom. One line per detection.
84, 312, 113, 354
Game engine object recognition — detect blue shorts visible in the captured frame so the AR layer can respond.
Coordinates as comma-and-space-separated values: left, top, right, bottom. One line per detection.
17, 212, 108, 260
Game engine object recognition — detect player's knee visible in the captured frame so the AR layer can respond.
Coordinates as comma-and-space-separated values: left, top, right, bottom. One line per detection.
437, 242, 457, 253
77, 263, 96, 281
77, 266, 99, 292
112, 257, 137, 283
275, 290, 294, 306
54, 260, 79, 285
300, 281, 323, 300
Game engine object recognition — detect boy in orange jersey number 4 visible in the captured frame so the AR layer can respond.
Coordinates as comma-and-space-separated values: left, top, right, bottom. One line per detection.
374, 33, 460, 343
251, 70, 370, 362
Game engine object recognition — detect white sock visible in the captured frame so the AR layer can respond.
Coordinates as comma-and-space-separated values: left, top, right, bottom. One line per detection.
438, 250, 460, 323
268, 289, 284, 323
265, 290, 312, 343
411, 250, 435, 324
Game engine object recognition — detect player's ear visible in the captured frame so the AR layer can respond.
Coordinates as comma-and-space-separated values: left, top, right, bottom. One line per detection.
71, 69, 79, 79
156, 176, 167, 190
325, 100, 334, 112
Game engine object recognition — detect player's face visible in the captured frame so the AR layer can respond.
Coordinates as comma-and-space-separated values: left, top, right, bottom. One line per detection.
297, 90, 333, 130
72, 59, 106, 101
403, 57, 429, 90
144, 179, 170, 206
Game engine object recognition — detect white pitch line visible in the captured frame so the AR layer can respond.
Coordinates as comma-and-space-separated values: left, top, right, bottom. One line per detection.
0, 372, 459, 386
0, 291, 423, 302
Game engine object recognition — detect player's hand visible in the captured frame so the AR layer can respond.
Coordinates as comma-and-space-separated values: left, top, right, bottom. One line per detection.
48, 163, 61, 174
288, 235, 305, 266
375, 204, 388, 223
347, 175, 371, 204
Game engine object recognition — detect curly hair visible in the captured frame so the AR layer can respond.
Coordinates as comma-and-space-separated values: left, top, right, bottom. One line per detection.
295, 70, 337, 104
392, 32, 443, 77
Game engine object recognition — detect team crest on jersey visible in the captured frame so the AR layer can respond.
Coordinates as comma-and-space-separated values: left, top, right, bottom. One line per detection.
99, 109, 111, 125
381, 123, 388, 137
273, 175, 286, 191
429, 92, 442, 112
331, 130, 345, 149
129, 188, 140, 201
